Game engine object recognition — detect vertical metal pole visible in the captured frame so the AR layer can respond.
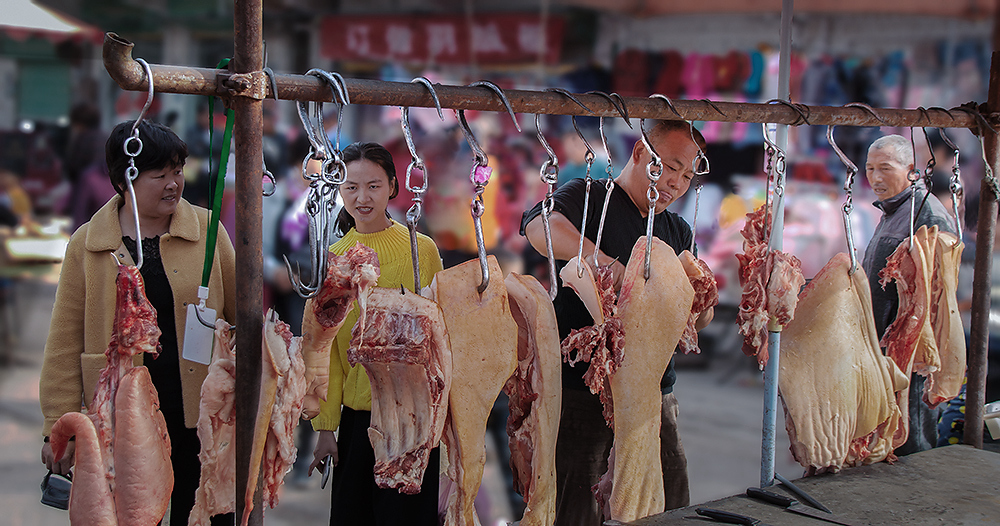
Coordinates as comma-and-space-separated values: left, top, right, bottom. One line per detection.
965, 51, 999, 449
233, 1, 264, 525
761, 0, 793, 489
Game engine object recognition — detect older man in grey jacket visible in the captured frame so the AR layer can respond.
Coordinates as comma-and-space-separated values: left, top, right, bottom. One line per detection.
861, 134, 957, 455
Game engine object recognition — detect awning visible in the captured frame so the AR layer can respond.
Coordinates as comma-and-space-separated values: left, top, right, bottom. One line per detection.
1, 0, 101, 43
556, 0, 996, 18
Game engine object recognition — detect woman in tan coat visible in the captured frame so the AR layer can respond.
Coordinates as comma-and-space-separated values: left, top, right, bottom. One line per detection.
39, 120, 236, 526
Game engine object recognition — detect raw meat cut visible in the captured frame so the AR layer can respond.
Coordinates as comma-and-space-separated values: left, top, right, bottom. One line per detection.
780, 253, 903, 474
678, 250, 720, 355
190, 319, 237, 526
735, 204, 806, 368
601, 236, 694, 523
243, 310, 305, 525
90, 262, 162, 490
428, 256, 518, 526
262, 326, 306, 509
879, 225, 939, 448
113, 366, 173, 526
503, 272, 561, 526
560, 263, 624, 426
50, 412, 117, 526
926, 232, 965, 408
300, 243, 380, 419
559, 256, 605, 324
347, 286, 452, 494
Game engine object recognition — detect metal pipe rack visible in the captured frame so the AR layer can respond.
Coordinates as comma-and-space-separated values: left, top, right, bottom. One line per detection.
101, 13, 999, 523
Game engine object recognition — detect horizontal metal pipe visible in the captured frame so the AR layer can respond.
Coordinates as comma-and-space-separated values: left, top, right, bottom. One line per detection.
104, 32, 993, 129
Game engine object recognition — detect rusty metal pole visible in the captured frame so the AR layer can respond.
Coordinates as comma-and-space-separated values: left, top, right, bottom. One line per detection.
965, 51, 999, 449
233, 0, 264, 524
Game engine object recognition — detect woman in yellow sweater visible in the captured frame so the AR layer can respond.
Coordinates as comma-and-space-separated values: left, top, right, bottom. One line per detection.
308, 142, 443, 525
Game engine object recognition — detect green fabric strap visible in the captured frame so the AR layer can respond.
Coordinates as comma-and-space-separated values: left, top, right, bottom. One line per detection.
203, 58, 234, 288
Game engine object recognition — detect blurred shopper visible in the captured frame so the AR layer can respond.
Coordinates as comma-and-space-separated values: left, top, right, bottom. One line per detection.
521, 120, 714, 525
861, 134, 957, 455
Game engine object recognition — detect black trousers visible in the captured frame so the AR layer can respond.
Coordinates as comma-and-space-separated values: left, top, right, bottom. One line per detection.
162, 409, 234, 526
330, 407, 440, 526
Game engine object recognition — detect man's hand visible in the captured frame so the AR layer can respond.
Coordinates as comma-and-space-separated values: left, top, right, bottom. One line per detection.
308, 430, 339, 476
695, 306, 714, 331
41, 440, 74, 476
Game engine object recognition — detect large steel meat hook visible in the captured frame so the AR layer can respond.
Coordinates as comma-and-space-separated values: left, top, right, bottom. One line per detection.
122, 57, 155, 270
639, 115, 664, 281
535, 112, 562, 300
458, 80, 520, 295
284, 70, 350, 298
827, 125, 860, 274
761, 122, 786, 248
587, 91, 631, 269
907, 128, 924, 249
546, 88, 595, 279
401, 77, 444, 293
939, 127, 964, 235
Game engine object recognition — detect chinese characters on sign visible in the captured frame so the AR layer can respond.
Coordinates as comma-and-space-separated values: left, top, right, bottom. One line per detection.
320, 14, 565, 65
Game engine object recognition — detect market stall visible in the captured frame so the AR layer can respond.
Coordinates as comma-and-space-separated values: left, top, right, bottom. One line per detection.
97, 1, 998, 522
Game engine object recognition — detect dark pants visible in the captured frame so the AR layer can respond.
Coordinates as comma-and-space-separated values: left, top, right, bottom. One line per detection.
329, 407, 440, 526
895, 374, 940, 456
554, 389, 688, 526
162, 410, 234, 526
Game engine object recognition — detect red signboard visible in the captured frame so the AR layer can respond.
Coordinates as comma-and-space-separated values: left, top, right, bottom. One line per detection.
320, 14, 564, 65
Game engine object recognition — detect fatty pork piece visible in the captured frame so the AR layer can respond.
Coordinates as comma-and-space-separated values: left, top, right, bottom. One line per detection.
347, 286, 452, 494
503, 272, 562, 526
300, 243, 380, 419
50, 412, 117, 526
879, 225, 939, 449
263, 328, 306, 509
560, 262, 623, 427
597, 236, 694, 523
243, 310, 303, 526
428, 256, 518, 526
90, 262, 162, 491
736, 204, 806, 368
113, 366, 173, 526
190, 319, 237, 526
926, 232, 965, 408
780, 253, 905, 474
678, 250, 720, 355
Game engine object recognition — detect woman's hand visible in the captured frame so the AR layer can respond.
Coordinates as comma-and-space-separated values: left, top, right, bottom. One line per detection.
308, 430, 339, 476
41, 440, 74, 476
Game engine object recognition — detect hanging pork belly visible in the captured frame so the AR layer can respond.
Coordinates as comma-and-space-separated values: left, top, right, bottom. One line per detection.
189, 319, 237, 525
428, 256, 518, 526
779, 253, 905, 474
50, 262, 173, 526
503, 272, 562, 526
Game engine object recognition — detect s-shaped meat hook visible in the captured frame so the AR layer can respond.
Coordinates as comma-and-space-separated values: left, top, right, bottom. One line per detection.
827, 124, 860, 274
401, 77, 444, 293
121, 58, 155, 270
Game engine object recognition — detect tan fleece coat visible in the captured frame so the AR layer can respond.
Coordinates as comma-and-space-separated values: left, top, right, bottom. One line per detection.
39, 195, 236, 436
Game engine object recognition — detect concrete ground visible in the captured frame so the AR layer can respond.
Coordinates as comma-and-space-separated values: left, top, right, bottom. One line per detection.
2, 278, 800, 526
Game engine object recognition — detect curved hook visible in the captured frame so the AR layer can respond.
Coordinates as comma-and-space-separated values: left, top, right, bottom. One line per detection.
545, 88, 597, 162
649, 93, 682, 119
535, 114, 560, 182
844, 102, 890, 127
457, 109, 489, 168
698, 98, 726, 117
468, 80, 521, 132
129, 58, 155, 137
827, 124, 859, 274
765, 98, 812, 126
585, 91, 633, 129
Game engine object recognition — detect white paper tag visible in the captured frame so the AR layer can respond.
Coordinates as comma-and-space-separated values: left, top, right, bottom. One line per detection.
182, 303, 216, 365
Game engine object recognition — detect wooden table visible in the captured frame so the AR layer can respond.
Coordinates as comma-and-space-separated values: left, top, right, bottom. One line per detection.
627, 445, 1000, 526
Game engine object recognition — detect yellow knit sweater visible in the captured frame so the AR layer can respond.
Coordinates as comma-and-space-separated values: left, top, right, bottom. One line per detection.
311, 220, 443, 431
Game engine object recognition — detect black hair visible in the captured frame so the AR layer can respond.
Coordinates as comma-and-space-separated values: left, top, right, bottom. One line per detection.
334, 142, 398, 236
106, 120, 188, 197
647, 119, 708, 152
